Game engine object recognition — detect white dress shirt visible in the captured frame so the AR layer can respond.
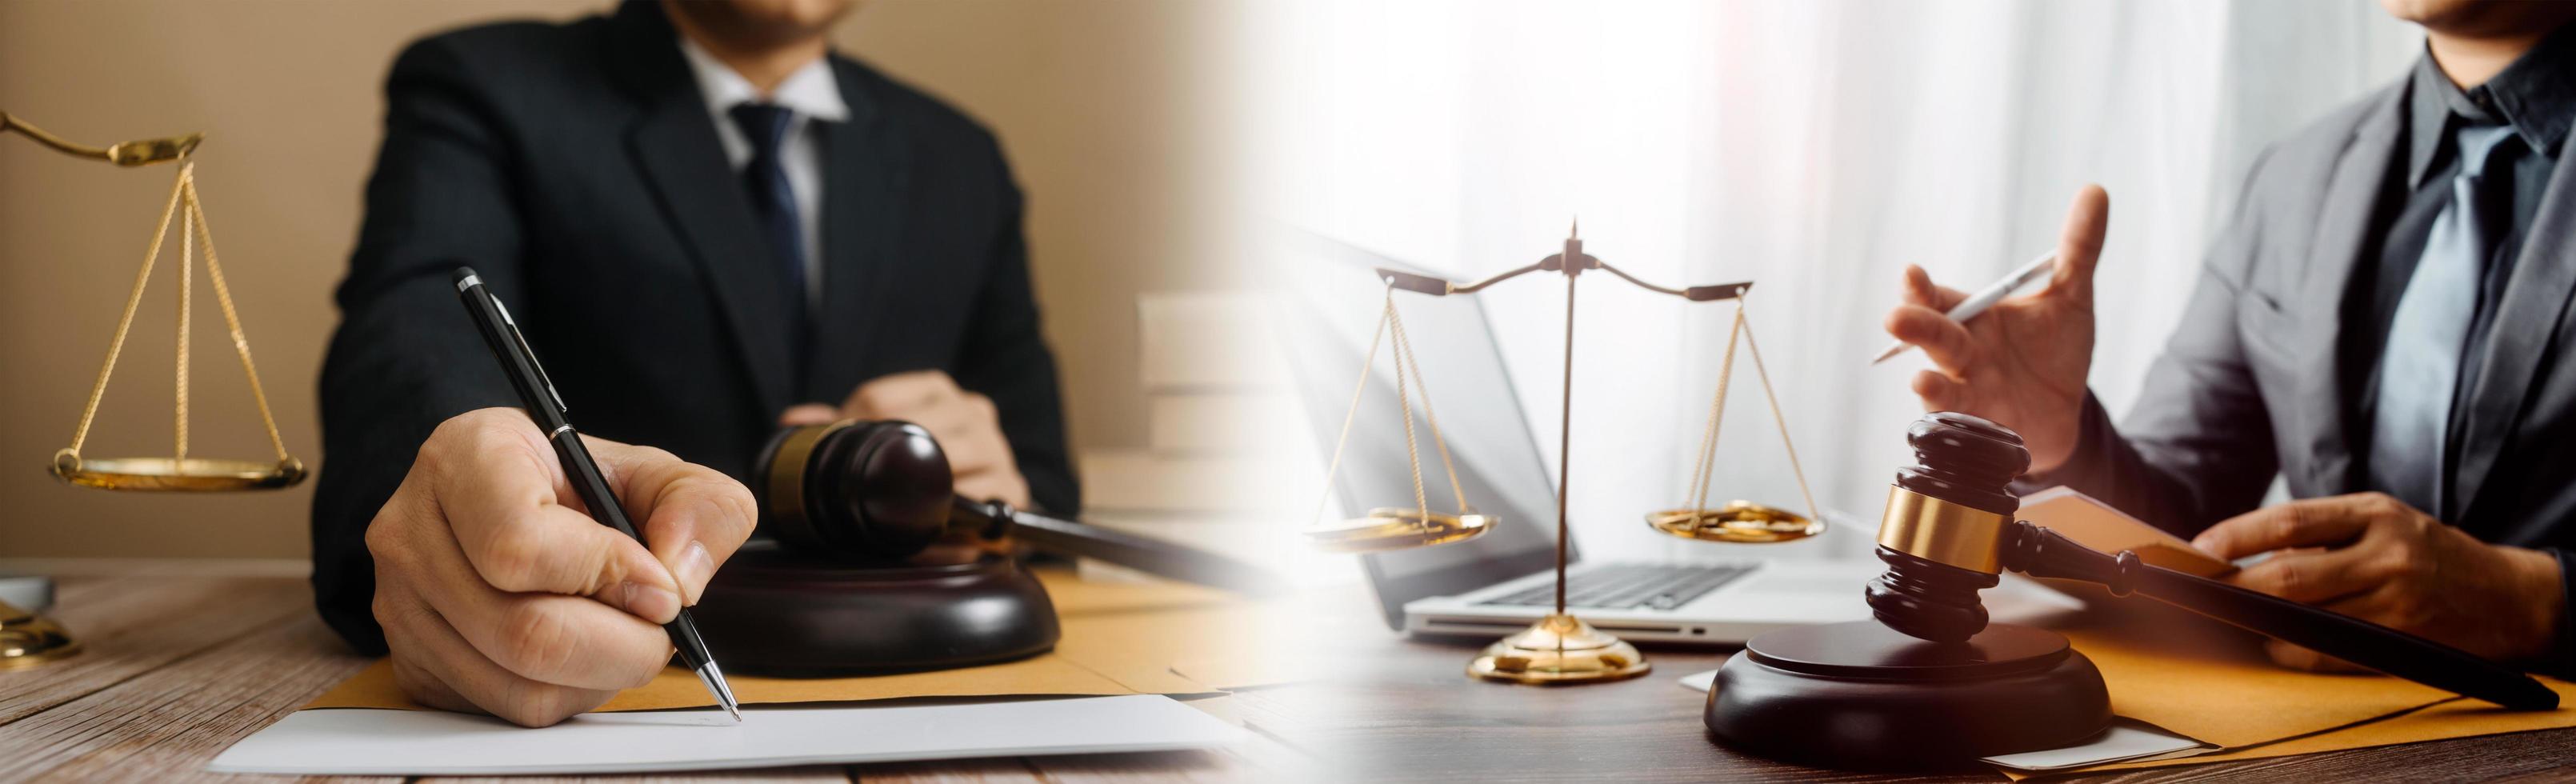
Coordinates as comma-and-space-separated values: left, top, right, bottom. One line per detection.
678, 36, 849, 305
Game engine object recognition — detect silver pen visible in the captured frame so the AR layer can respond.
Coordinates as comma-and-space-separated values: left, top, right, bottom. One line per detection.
1870, 252, 2058, 366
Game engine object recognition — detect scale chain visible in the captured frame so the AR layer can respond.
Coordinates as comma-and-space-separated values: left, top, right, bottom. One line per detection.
66, 163, 191, 454
1387, 295, 1430, 524
60, 162, 294, 466
1735, 299, 1821, 527
1307, 287, 1396, 529
1686, 302, 1746, 519
186, 175, 293, 462
1384, 294, 1469, 514
177, 169, 194, 462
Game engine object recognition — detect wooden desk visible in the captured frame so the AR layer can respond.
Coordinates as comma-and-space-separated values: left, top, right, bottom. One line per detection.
5, 570, 2567, 782
1223, 590, 2576, 782
0, 573, 1275, 783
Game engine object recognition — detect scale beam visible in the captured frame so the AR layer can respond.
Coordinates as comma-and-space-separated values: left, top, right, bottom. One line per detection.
1, 111, 199, 167
1376, 261, 1750, 302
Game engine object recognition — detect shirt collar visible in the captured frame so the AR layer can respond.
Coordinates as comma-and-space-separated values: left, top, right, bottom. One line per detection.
2406, 25, 2576, 187
676, 35, 852, 124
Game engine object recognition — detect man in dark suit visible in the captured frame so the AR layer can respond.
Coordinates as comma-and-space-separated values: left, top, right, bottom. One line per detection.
1884, 0, 2576, 675
310, 0, 1078, 726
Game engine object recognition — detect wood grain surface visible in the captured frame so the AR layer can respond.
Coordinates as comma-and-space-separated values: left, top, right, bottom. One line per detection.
0, 573, 2566, 782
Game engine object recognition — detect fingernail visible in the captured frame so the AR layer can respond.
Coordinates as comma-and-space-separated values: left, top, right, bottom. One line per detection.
622, 580, 682, 623
674, 541, 714, 602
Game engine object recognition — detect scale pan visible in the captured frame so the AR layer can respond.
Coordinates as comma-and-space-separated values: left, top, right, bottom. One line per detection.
1646, 500, 1820, 543
50, 451, 306, 492
1302, 506, 1494, 553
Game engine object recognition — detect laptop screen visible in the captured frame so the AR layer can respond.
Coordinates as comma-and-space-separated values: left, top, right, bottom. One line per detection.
1277, 231, 1570, 629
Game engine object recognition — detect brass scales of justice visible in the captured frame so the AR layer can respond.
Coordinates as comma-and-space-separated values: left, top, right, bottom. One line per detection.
1, 111, 306, 670
3, 112, 304, 492
1304, 221, 1823, 684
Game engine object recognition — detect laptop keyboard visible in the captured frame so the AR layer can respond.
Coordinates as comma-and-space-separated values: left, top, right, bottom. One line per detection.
1474, 563, 1758, 611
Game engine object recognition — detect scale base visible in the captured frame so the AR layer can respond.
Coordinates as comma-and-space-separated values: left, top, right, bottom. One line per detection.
691, 542, 1060, 677
1466, 614, 1650, 685
0, 600, 80, 670
1706, 621, 2110, 770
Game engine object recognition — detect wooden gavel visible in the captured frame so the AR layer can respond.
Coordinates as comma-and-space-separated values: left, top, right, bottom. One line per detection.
751, 418, 1295, 596
1866, 412, 2558, 710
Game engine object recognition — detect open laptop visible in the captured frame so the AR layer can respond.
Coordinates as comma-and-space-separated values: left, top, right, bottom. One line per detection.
1276, 230, 2074, 644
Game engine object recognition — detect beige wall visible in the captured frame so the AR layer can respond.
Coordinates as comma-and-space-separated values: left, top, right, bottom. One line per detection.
0, 1, 1239, 559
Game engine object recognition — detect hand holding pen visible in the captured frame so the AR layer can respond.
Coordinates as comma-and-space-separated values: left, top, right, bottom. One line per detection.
1878, 185, 2110, 476
452, 268, 746, 722
354, 269, 757, 726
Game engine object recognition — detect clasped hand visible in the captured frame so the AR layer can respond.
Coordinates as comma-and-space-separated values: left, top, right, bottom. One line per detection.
779, 370, 1030, 509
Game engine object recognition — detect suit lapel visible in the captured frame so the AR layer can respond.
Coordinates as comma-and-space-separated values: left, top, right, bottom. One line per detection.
806, 62, 906, 402
2451, 133, 2576, 519
2292, 87, 2406, 495
608, 2, 797, 413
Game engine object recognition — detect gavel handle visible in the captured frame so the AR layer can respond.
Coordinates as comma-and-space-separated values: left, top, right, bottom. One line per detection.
952, 498, 1298, 597
2004, 522, 2558, 710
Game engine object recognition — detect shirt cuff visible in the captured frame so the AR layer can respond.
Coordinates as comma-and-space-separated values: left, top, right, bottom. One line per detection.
2010, 393, 2110, 494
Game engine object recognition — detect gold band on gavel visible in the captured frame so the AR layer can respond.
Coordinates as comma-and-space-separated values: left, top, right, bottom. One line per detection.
764, 421, 854, 526
1876, 486, 2010, 574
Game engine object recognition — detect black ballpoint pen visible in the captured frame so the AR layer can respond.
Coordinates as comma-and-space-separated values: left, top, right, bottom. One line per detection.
452, 266, 743, 722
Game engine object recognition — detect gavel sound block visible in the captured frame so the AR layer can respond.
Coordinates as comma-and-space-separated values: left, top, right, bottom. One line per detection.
690, 419, 1293, 677
1704, 413, 2555, 770
1704, 414, 2108, 769
692, 542, 1061, 678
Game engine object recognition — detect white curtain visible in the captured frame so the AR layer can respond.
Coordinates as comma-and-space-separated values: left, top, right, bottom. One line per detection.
1240, 0, 2421, 562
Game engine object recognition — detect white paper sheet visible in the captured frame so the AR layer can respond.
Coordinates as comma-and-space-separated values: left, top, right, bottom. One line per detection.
208, 694, 1243, 776
1978, 720, 2213, 770
1677, 669, 1718, 693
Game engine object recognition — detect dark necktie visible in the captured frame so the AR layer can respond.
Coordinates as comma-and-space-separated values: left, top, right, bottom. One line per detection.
726, 102, 810, 374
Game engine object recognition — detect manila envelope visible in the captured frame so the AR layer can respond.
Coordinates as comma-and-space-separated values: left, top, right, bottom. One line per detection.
1998, 601, 2576, 778
306, 568, 1298, 711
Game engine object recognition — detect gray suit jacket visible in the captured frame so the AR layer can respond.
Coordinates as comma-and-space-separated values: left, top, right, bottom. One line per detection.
2027, 75, 2576, 670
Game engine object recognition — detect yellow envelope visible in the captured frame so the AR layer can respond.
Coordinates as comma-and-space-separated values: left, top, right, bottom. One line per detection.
1998, 602, 2574, 777
305, 568, 1287, 711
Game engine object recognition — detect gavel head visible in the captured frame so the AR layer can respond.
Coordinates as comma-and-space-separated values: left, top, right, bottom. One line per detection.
751, 420, 958, 562
1866, 412, 2030, 642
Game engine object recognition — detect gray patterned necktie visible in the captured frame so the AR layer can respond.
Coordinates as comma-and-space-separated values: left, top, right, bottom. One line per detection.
2368, 124, 2518, 517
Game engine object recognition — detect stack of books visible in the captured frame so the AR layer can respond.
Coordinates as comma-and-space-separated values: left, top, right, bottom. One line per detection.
1073, 292, 1332, 584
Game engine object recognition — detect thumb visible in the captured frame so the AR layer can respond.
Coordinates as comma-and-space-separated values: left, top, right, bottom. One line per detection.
2047, 184, 2110, 300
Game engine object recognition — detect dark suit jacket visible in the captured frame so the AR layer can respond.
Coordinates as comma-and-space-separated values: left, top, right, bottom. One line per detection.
311, 2, 1079, 654
2030, 71, 2576, 670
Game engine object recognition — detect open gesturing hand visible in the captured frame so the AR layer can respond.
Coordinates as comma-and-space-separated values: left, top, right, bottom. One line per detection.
1883, 186, 2110, 474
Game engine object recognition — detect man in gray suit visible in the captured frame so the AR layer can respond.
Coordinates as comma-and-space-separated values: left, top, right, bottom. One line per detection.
1885, 0, 2576, 675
